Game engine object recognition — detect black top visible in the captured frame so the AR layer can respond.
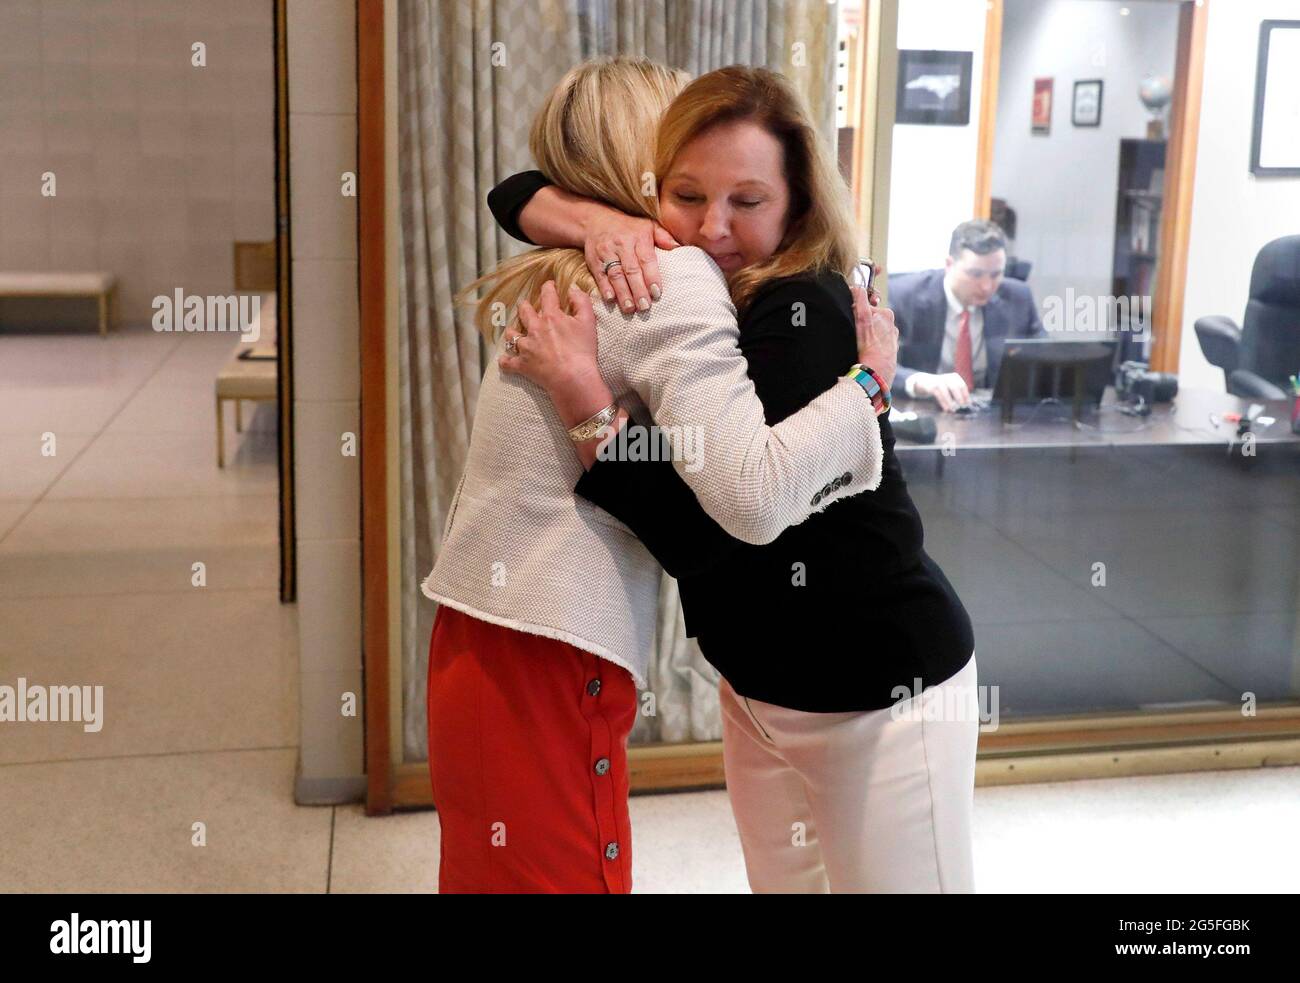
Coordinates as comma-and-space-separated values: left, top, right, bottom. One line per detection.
488, 170, 553, 244
487, 173, 975, 713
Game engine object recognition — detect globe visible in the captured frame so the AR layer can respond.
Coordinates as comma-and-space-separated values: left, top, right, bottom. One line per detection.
1139, 75, 1173, 113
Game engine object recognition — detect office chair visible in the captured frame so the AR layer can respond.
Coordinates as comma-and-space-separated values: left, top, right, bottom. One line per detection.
1194, 234, 1300, 399
989, 198, 1031, 281
1005, 257, 1033, 282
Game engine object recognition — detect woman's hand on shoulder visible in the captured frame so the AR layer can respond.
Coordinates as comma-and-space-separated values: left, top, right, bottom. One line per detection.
851, 273, 898, 390
581, 207, 679, 314
499, 280, 603, 406
499, 279, 625, 470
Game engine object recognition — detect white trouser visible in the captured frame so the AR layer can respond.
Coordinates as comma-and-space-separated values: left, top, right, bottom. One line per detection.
719, 651, 979, 893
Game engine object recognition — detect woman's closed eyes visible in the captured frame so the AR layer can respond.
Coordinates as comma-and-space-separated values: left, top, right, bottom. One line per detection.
672, 192, 765, 209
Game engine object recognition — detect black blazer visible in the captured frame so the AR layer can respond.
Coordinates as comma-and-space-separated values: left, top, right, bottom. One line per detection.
575, 271, 975, 713
888, 267, 1047, 392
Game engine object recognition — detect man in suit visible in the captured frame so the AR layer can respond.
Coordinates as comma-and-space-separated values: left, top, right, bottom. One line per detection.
887, 219, 1046, 411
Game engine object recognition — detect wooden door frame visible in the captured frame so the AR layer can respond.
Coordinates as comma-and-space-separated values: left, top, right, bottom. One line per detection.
848, 0, 899, 273
273, 0, 296, 605
972, 0, 1208, 374
358, 0, 392, 815
1149, 0, 1208, 374
388, 708, 1300, 801
973, 0, 1003, 220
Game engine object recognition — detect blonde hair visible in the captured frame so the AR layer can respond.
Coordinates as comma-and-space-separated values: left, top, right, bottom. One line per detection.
462, 57, 689, 343
654, 66, 860, 313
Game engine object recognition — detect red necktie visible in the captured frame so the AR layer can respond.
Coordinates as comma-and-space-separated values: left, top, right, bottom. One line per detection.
954, 308, 974, 390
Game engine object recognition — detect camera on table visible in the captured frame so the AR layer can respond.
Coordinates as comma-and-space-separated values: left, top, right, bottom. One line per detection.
1115, 360, 1178, 413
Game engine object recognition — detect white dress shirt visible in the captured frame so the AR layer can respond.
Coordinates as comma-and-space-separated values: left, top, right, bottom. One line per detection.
905, 278, 988, 396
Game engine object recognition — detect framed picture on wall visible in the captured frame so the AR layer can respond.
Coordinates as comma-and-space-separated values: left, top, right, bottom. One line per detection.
1032, 77, 1053, 134
1072, 79, 1103, 127
895, 49, 973, 126
1250, 20, 1300, 176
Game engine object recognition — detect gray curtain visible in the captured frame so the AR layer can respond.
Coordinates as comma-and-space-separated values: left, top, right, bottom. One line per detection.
400, 0, 842, 760
580, 0, 839, 142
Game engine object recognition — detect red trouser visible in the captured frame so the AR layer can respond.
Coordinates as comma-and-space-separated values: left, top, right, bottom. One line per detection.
426, 604, 637, 893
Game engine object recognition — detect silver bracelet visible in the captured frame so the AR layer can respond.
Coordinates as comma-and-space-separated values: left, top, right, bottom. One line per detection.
567, 402, 618, 442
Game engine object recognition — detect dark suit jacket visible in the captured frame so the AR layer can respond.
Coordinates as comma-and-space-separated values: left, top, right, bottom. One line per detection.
887, 268, 1046, 392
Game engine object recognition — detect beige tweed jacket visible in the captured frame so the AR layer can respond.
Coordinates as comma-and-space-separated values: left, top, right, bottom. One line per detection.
422, 246, 883, 685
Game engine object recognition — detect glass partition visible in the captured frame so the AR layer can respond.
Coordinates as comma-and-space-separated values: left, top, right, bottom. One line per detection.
871, 0, 1300, 742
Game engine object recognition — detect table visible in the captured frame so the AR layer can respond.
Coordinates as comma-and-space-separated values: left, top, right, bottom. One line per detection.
214, 293, 277, 468
891, 386, 1300, 454
885, 386, 1300, 718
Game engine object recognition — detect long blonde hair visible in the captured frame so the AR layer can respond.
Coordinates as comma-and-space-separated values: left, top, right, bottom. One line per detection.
654, 66, 860, 314
462, 58, 689, 343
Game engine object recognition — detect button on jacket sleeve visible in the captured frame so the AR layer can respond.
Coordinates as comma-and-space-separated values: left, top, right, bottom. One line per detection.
609, 247, 883, 546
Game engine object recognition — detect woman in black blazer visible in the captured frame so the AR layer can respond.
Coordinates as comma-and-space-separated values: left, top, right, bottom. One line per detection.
493, 66, 979, 893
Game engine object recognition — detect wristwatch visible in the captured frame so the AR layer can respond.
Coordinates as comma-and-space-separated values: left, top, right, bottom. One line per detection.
844, 364, 891, 414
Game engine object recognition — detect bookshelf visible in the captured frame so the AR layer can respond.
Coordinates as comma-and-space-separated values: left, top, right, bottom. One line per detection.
1112, 138, 1166, 363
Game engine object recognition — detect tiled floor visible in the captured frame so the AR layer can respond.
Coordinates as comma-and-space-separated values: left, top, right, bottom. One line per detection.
9, 749, 1300, 893
1, 325, 297, 891
2, 326, 1298, 893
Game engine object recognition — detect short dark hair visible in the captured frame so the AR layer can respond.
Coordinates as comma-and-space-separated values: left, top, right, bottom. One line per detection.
948, 219, 1007, 259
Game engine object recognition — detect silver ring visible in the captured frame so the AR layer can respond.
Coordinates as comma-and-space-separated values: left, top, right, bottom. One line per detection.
503, 336, 518, 356
602, 258, 623, 276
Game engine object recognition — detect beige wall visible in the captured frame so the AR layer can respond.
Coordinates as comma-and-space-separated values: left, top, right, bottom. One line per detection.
287, 0, 364, 804
0, 0, 274, 327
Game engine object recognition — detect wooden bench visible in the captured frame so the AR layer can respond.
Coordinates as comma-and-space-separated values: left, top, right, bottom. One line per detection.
215, 293, 278, 468
0, 272, 117, 336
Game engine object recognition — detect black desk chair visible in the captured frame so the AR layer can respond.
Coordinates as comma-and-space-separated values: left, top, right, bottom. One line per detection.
1004, 257, 1032, 282
1194, 234, 1300, 399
